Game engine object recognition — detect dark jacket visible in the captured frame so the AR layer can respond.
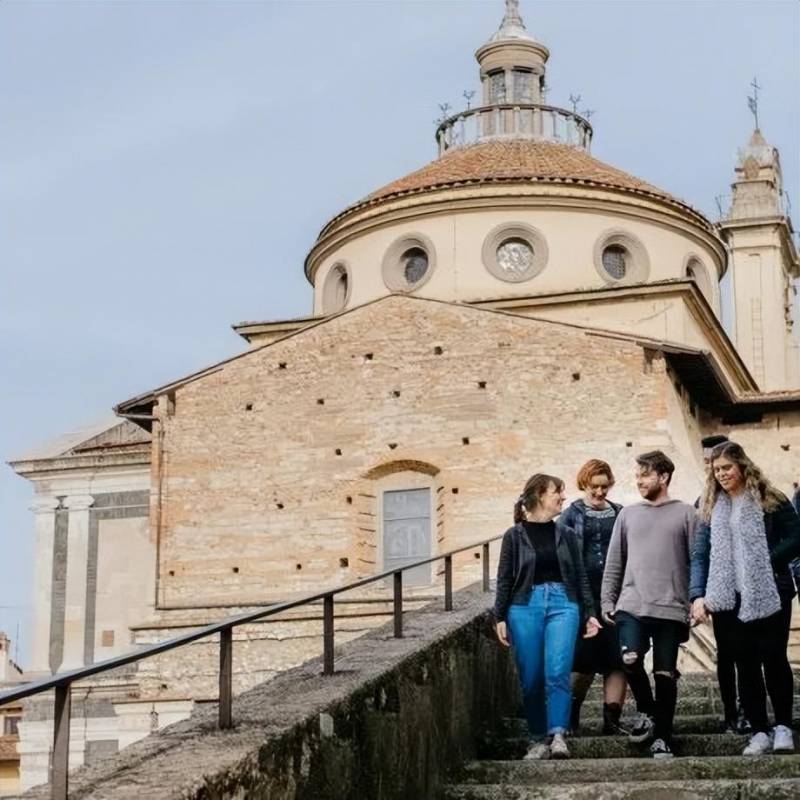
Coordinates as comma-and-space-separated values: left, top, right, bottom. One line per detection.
689, 498, 800, 602
491, 520, 596, 625
559, 499, 622, 591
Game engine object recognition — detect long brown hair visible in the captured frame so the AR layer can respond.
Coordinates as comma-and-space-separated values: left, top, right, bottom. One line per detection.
700, 441, 786, 521
514, 473, 565, 523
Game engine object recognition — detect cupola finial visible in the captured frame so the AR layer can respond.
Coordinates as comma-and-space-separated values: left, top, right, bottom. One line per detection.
489, 0, 532, 42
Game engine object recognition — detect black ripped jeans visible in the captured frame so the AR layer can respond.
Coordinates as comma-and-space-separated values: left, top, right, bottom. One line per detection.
711, 597, 794, 733
615, 612, 690, 742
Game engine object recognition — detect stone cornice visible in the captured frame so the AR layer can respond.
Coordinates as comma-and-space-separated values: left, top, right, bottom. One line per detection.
305, 182, 726, 284
469, 279, 757, 393
9, 447, 151, 478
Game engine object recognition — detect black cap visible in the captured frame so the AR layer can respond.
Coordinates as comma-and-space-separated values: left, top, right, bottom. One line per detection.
701, 434, 729, 449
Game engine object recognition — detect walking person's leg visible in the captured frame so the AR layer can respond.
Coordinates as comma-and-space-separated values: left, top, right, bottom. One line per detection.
720, 609, 773, 755
615, 612, 655, 742
507, 587, 548, 756
602, 670, 628, 734
542, 583, 581, 758
753, 601, 795, 752
648, 619, 688, 758
711, 613, 739, 728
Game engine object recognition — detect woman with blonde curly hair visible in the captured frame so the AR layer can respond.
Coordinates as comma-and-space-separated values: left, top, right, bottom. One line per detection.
690, 441, 800, 755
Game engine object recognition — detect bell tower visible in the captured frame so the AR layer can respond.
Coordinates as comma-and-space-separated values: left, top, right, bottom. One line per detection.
718, 122, 800, 390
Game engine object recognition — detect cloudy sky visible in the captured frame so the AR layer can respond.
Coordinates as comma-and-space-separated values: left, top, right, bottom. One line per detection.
1, 0, 798, 664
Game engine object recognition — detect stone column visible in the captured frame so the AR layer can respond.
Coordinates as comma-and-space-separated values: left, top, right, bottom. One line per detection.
29, 497, 59, 674
60, 494, 94, 670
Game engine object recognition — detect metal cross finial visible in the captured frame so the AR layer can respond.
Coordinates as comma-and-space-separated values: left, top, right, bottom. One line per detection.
582, 109, 595, 120
463, 90, 476, 110
435, 102, 452, 124
747, 76, 761, 130
569, 94, 582, 114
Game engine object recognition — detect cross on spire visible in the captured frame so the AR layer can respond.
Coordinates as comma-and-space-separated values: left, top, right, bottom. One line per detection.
747, 76, 761, 130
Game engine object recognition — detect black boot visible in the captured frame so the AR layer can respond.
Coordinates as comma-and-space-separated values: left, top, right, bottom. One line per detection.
602, 702, 626, 735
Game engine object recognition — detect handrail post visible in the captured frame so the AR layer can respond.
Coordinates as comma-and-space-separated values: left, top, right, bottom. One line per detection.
444, 555, 453, 611
393, 571, 403, 638
482, 543, 491, 592
51, 682, 71, 800
323, 594, 334, 675
219, 627, 233, 729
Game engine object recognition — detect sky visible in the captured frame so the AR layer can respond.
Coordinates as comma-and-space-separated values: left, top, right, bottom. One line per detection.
1, 0, 798, 666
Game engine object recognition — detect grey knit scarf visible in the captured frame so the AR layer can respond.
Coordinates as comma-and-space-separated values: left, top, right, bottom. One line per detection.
704, 492, 781, 622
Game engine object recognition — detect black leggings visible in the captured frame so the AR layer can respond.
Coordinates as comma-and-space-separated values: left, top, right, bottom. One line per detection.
711, 612, 740, 720
712, 599, 794, 732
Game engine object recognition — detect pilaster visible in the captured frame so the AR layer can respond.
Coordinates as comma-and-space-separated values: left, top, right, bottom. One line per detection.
29, 497, 60, 674
61, 495, 95, 670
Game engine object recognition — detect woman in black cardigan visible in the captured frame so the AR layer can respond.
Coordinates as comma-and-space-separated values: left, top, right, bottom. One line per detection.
493, 473, 600, 760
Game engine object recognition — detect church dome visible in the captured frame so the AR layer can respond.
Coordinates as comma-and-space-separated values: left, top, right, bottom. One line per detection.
305, 1, 725, 317
364, 139, 690, 213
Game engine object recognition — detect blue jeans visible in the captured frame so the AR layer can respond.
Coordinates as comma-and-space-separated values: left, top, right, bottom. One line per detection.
507, 582, 580, 738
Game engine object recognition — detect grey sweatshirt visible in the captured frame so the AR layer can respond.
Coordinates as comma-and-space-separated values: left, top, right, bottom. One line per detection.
600, 499, 698, 623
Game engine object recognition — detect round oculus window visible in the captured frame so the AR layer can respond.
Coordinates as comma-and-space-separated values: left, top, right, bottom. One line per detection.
601, 245, 628, 280
401, 247, 429, 285
496, 237, 534, 278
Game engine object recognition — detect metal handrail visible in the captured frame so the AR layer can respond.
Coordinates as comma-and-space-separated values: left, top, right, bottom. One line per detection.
0, 535, 501, 799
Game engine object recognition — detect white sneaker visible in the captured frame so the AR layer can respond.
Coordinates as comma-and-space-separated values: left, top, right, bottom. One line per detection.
523, 740, 550, 760
549, 733, 570, 760
772, 725, 795, 754
742, 731, 772, 756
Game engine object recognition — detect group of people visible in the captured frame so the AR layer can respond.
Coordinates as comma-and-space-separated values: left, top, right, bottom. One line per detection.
492, 438, 800, 760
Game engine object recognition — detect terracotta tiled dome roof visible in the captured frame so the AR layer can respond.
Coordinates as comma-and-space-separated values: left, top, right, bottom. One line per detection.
366, 139, 680, 206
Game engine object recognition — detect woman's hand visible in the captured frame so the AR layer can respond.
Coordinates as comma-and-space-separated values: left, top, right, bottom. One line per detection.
691, 597, 710, 625
495, 620, 511, 647
602, 610, 616, 627
583, 616, 602, 639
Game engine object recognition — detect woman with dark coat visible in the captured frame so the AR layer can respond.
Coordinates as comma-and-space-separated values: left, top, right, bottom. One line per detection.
690, 441, 800, 756
493, 473, 601, 760
560, 459, 626, 735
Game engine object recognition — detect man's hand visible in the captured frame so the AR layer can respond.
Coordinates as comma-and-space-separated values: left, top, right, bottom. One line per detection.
583, 616, 602, 639
495, 620, 511, 647
691, 597, 710, 625
602, 610, 616, 627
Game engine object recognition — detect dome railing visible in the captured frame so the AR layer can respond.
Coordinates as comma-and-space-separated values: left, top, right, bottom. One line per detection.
435, 103, 593, 156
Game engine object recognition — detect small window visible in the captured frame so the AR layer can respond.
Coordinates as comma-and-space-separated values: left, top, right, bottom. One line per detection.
4, 715, 20, 735
489, 71, 506, 103
512, 69, 533, 103
496, 237, 534, 278
482, 223, 548, 283
401, 247, 429, 285
382, 234, 436, 292
321, 262, 350, 314
593, 230, 649, 285
602, 245, 628, 280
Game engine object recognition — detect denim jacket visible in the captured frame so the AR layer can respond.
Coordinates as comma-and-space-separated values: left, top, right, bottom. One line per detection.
689, 498, 800, 602
491, 520, 596, 625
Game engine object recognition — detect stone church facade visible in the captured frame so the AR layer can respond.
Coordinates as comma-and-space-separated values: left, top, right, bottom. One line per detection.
7, 1, 799, 790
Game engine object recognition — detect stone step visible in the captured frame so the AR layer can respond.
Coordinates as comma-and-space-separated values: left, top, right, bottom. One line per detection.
582, 681, 720, 700
442, 777, 800, 800
499, 714, 743, 737
457, 754, 800, 785
478, 732, 764, 760
572, 693, 800, 719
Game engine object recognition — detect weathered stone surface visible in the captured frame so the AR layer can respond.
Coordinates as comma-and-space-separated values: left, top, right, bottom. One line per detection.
20, 584, 517, 800
442, 778, 800, 800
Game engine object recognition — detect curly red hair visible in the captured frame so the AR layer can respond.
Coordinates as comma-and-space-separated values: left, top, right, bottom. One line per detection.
576, 459, 615, 491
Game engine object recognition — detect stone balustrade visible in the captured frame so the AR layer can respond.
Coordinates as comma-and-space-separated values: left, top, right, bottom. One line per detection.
436, 103, 593, 155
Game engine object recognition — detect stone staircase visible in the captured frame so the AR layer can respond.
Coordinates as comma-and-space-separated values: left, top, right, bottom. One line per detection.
442, 673, 800, 799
